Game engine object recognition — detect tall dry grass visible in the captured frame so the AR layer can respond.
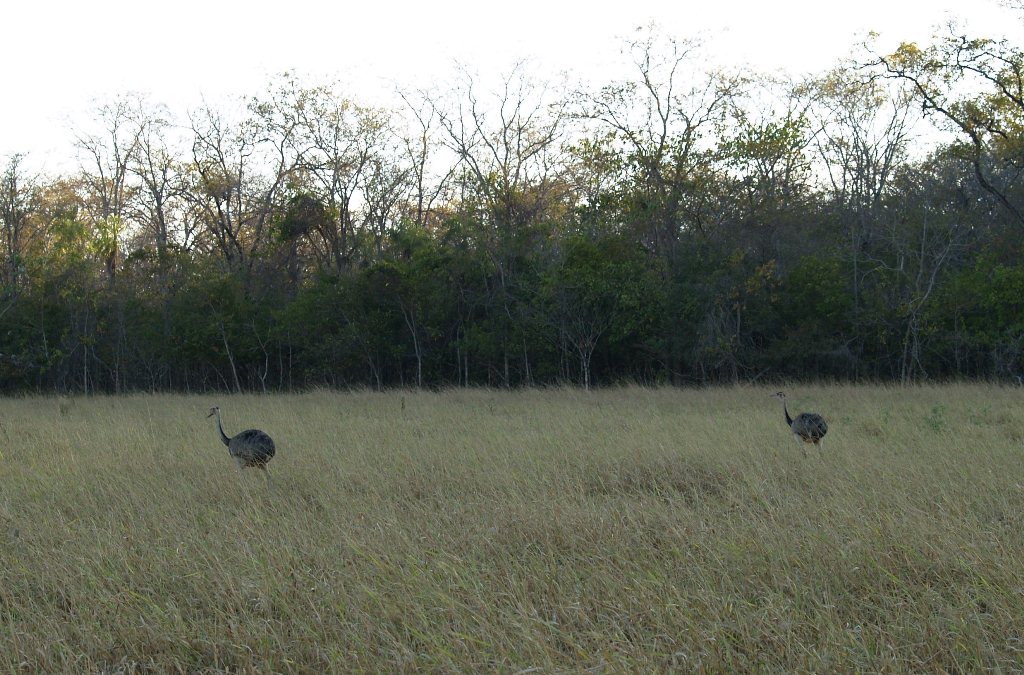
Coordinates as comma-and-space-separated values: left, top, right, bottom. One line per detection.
1, 384, 1023, 672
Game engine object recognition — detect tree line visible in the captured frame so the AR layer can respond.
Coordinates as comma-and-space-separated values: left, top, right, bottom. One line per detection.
3, 26, 1024, 393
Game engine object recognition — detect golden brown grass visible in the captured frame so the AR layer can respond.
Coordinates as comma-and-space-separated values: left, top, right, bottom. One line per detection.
1, 384, 1023, 672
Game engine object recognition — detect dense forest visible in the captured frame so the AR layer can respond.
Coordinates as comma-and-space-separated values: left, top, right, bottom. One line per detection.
3, 25, 1024, 393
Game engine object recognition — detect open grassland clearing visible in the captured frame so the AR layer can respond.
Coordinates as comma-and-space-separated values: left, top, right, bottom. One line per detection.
1, 385, 1023, 671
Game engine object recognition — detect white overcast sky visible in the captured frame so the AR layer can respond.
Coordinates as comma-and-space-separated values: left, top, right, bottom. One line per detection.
3, 0, 1022, 172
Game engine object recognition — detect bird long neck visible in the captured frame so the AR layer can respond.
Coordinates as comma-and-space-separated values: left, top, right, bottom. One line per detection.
782, 400, 794, 427
214, 411, 230, 446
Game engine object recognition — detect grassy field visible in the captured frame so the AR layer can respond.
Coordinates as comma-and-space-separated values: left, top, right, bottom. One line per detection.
1, 384, 1023, 672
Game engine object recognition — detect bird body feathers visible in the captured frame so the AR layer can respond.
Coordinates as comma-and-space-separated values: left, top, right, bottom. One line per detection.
228, 428, 276, 467
208, 406, 276, 469
790, 411, 828, 444
772, 392, 828, 450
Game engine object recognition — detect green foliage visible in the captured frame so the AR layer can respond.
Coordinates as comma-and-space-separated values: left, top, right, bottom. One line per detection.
540, 234, 663, 383
7, 26, 1024, 391
778, 256, 853, 333
276, 193, 328, 242
923, 404, 947, 431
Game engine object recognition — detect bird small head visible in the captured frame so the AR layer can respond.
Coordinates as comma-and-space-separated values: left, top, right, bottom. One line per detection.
771, 391, 787, 400
207, 406, 220, 418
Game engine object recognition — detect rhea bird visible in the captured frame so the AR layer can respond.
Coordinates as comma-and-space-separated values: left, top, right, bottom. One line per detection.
771, 391, 828, 456
207, 406, 276, 470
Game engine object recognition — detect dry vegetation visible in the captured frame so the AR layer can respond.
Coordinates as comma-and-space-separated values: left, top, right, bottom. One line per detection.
1, 385, 1023, 672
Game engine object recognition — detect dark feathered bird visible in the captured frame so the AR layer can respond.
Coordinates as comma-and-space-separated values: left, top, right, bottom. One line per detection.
771, 391, 827, 456
207, 406, 276, 470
